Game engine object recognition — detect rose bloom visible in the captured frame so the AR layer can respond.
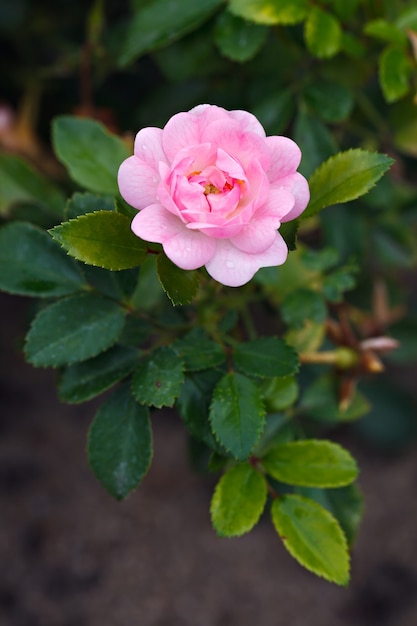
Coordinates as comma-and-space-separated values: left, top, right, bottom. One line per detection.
118, 104, 309, 287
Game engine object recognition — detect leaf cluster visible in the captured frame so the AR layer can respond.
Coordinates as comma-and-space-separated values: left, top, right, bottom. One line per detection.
1, 0, 417, 588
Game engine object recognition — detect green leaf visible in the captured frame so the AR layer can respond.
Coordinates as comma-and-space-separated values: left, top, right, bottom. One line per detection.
177, 368, 224, 448
285, 320, 326, 354
87, 385, 152, 500
119, 0, 224, 66
233, 337, 299, 378
364, 19, 408, 47
65, 192, 115, 220
330, 0, 361, 21
50, 211, 148, 270
58, 345, 140, 403
0, 221, 85, 298
304, 80, 354, 123
322, 266, 356, 301
52, 116, 129, 195
211, 463, 268, 536
132, 346, 184, 408
25, 293, 126, 367
209, 371, 266, 460
295, 485, 364, 546
130, 255, 164, 311
156, 253, 199, 305
83, 266, 138, 300
255, 412, 295, 454
294, 110, 338, 178
281, 288, 327, 329
262, 439, 358, 488
300, 247, 339, 271
279, 219, 299, 251
396, 6, 417, 30
252, 89, 294, 136
340, 31, 366, 58
271, 494, 350, 585
214, 11, 268, 62
379, 45, 411, 103
173, 329, 226, 371
0, 153, 65, 216
305, 7, 342, 59
260, 376, 299, 412
303, 149, 394, 220
228, 0, 309, 25
152, 27, 224, 83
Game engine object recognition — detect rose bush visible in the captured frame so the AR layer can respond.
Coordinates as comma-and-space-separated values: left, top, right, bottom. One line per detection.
118, 104, 309, 287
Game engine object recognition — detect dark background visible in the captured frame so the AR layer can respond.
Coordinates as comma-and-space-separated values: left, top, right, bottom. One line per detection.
2, 292, 417, 626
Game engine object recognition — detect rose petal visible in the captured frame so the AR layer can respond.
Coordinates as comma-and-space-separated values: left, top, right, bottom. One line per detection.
163, 229, 217, 270
162, 112, 200, 162
241, 158, 270, 210
272, 172, 310, 222
118, 156, 159, 210
229, 109, 266, 137
258, 188, 295, 221
205, 234, 288, 287
201, 119, 270, 170
134, 127, 168, 169
230, 214, 281, 254
266, 136, 302, 181
131, 204, 184, 243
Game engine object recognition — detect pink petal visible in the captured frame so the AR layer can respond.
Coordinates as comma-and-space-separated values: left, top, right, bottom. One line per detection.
258, 188, 295, 221
163, 229, 217, 270
273, 173, 310, 222
118, 156, 159, 210
131, 204, 184, 243
169, 143, 216, 174
266, 136, 302, 182
162, 112, 200, 162
230, 214, 281, 254
229, 109, 266, 137
134, 127, 168, 169
215, 148, 247, 181
201, 120, 270, 170
188, 104, 213, 117
241, 158, 270, 210
205, 234, 288, 287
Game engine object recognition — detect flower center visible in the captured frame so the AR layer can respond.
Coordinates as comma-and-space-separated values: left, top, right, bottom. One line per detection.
204, 183, 221, 195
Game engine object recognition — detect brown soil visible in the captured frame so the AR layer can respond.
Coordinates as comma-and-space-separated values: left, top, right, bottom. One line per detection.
2, 293, 417, 626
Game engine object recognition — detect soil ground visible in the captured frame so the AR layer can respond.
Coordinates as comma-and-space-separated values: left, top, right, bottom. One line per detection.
2, 293, 417, 626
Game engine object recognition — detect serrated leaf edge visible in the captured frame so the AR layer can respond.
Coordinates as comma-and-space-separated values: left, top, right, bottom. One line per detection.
305, 148, 394, 218
24, 294, 125, 368
208, 372, 266, 460
49, 210, 148, 271
271, 495, 350, 586
262, 439, 359, 488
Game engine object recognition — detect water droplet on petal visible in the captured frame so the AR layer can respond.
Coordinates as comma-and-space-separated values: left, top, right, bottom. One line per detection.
226, 260, 235, 269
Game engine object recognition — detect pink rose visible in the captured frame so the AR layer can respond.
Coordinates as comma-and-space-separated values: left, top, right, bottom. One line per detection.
118, 104, 309, 287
